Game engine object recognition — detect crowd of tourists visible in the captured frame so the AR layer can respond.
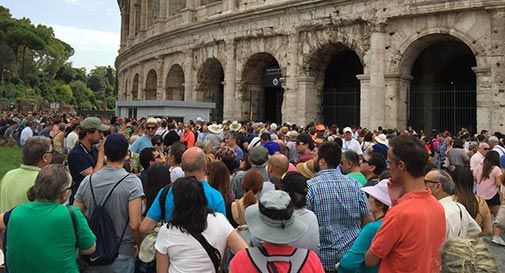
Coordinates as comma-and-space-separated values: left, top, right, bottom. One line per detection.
0, 110, 505, 273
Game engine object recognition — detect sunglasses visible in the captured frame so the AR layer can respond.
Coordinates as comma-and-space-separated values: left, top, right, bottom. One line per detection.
361, 158, 369, 164
146, 127, 157, 131
424, 179, 440, 184
483, 148, 490, 151
152, 142, 162, 146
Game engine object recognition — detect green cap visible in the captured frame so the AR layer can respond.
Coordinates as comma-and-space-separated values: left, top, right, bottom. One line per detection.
81, 117, 110, 131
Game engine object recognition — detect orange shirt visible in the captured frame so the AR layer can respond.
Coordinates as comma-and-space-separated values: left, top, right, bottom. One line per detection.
182, 131, 195, 148
370, 189, 446, 273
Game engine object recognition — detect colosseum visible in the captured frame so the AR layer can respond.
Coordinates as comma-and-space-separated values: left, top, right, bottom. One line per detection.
115, 0, 505, 134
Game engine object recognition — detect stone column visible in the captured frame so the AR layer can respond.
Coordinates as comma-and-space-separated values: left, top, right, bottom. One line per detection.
282, 31, 299, 124
487, 8, 505, 133
139, 63, 146, 100
296, 76, 318, 125
184, 49, 194, 101
181, 0, 196, 24
384, 74, 412, 130
156, 59, 165, 100
139, 0, 148, 38
223, 0, 236, 14
159, 0, 168, 20
128, 0, 136, 40
223, 39, 238, 120
472, 66, 493, 132
356, 74, 370, 128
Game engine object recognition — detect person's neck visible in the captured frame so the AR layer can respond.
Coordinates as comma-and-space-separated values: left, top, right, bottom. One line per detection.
435, 192, 449, 201
345, 138, 352, 142
186, 171, 205, 181
80, 138, 92, 150
34, 161, 48, 169
351, 167, 361, 174
269, 173, 282, 181
106, 161, 124, 169
402, 176, 426, 193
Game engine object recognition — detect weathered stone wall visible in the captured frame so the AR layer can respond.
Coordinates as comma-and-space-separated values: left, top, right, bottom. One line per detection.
116, 0, 505, 133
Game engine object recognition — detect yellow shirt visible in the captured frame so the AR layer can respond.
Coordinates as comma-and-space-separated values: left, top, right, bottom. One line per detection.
0, 164, 40, 212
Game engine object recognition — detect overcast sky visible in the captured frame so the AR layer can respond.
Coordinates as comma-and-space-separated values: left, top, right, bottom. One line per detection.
0, 0, 121, 72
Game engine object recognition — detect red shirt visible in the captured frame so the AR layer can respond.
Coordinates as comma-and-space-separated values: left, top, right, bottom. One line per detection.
182, 130, 195, 148
370, 189, 446, 273
229, 243, 325, 273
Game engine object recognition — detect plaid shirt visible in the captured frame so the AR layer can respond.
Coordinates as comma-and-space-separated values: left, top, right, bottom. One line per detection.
306, 169, 370, 270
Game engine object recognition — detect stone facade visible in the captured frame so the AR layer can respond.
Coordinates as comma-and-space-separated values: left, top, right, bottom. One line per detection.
115, 0, 505, 133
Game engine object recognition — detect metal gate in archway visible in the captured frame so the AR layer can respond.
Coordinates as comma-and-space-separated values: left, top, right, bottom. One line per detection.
322, 85, 360, 127
408, 83, 476, 134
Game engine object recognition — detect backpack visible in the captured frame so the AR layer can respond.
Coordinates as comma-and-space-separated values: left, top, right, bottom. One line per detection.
246, 246, 309, 273
82, 174, 130, 266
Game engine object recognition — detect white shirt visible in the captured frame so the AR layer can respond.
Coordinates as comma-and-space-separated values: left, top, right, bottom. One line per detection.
493, 145, 505, 157
439, 196, 481, 240
65, 131, 79, 152
19, 127, 33, 146
169, 166, 185, 183
155, 213, 234, 273
470, 152, 485, 170
342, 139, 363, 155
155, 127, 168, 137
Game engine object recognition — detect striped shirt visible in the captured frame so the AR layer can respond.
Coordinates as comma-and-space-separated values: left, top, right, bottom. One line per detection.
306, 169, 370, 270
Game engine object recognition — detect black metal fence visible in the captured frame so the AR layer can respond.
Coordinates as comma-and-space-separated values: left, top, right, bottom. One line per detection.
322, 86, 360, 127
409, 83, 476, 134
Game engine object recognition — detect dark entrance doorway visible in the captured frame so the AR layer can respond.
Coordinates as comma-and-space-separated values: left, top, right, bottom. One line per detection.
409, 40, 476, 134
322, 50, 363, 127
263, 67, 283, 124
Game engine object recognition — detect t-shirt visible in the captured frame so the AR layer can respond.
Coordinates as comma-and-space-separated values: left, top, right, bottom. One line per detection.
347, 172, 367, 186
5, 202, 96, 273
155, 213, 233, 273
0, 164, 40, 213
342, 139, 363, 155
447, 148, 469, 167
19, 126, 33, 146
74, 167, 144, 257
147, 180, 225, 222
234, 145, 244, 161
169, 166, 184, 183
473, 165, 502, 200
369, 189, 446, 273
65, 131, 79, 152
339, 219, 382, 273
501, 154, 505, 169
229, 243, 325, 273
130, 134, 153, 154
182, 131, 195, 148
67, 142, 98, 203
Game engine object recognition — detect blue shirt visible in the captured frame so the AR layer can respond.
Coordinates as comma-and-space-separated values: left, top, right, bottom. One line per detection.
500, 154, 505, 168
339, 219, 383, 273
130, 135, 153, 154
234, 146, 244, 161
146, 180, 226, 222
306, 169, 370, 270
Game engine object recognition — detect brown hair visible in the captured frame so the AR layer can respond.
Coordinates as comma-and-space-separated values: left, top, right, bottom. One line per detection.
207, 161, 232, 204
27, 165, 71, 202
242, 169, 264, 209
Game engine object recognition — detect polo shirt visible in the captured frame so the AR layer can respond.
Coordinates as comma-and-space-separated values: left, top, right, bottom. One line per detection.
369, 189, 446, 273
67, 142, 98, 203
0, 164, 41, 213
146, 180, 225, 222
229, 243, 325, 273
130, 134, 153, 154
5, 202, 96, 273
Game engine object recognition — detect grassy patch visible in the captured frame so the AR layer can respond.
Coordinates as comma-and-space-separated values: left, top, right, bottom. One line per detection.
0, 146, 22, 180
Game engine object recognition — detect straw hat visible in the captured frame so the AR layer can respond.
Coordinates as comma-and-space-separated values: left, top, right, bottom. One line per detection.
229, 121, 242, 132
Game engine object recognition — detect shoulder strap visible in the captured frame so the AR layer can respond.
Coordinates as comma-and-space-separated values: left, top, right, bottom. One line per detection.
190, 231, 221, 273
100, 173, 130, 206
67, 205, 78, 247
159, 185, 171, 222
456, 203, 463, 237
247, 247, 310, 273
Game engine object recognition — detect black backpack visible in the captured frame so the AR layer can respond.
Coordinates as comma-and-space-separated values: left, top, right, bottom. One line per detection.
82, 174, 130, 266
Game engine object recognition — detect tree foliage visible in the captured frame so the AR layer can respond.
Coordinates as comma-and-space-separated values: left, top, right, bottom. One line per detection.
0, 5, 117, 110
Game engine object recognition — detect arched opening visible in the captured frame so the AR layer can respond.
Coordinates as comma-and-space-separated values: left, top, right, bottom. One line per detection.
197, 58, 224, 122
134, 0, 141, 33
169, 0, 186, 15
132, 74, 139, 100
406, 36, 476, 134
145, 69, 158, 100
147, 0, 159, 26
242, 53, 284, 123
166, 64, 185, 101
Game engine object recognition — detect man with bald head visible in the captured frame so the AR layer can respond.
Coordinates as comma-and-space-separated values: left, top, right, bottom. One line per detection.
140, 147, 226, 235
259, 154, 290, 199
470, 142, 490, 170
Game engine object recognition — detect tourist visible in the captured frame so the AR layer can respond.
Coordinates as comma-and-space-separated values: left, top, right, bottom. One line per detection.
489, 136, 505, 157
155, 176, 247, 273
360, 152, 386, 187
67, 117, 109, 204
361, 132, 374, 153
338, 179, 392, 273
296, 159, 316, 179
225, 132, 244, 161
341, 150, 367, 186
74, 133, 144, 273
248, 131, 271, 150
0, 136, 52, 212
0, 165, 96, 273
232, 146, 269, 199
286, 130, 299, 163
441, 237, 498, 273
342, 127, 363, 158
138, 147, 157, 187
229, 190, 325, 273
130, 118, 158, 154
446, 138, 470, 171
452, 166, 492, 236
260, 154, 289, 197
140, 147, 226, 235
372, 134, 388, 159
19, 121, 36, 147
207, 161, 234, 224
473, 150, 503, 216
296, 133, 315, 165
162, 122, 180, 148
231, 169, 264, 229
65, 125, 79, 153
206, 123, 223, 149
166, 142, 186, 183
470, 142, 490, 170
154, 119, 168, 138
306, 141, 372, 272
181, 122, 195, 148
52, 123, 66, 154
424, 169, 481, 239
144, 163, 170, 212
365, 135, 446, 273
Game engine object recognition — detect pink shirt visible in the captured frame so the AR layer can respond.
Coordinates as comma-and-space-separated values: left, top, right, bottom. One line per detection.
473, 165, 503, 200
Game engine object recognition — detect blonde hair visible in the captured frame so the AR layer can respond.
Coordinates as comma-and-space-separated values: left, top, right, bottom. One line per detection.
441, 237, 498, 273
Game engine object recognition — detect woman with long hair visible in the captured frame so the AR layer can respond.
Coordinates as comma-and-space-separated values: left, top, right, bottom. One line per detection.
452, 166, 492, 236
473, 151, 503, 215
144, 163, 171, 212
0, 165, 96, 273
155, 177, 247, 273
207, 161, 236, 226
230, 169, 264, 227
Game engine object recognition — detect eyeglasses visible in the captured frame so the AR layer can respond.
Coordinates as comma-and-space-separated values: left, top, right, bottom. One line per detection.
152, 142, 162, 146
424, 179, 440, 184
146, 127, 157, 131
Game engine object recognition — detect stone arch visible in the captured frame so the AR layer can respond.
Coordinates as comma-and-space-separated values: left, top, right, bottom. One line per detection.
147, 0, 160, 26
398, 34, 478, 133
145, 69, 157, 100
197, 58, 224, 122
240, 52, 284, 123
169, 0, 186, 16
303, 43, 364, 126
132, 73, 139, 100
166, 64, 185, 101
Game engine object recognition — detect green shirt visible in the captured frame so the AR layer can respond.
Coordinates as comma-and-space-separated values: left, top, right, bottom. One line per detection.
347, 172, 368, 186
6, 202, 96, 273
0, 164, 40, 213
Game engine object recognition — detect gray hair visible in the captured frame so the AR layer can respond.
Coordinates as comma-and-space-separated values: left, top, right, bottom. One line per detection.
488, 136, 499, 144
22, 136, 52, 165
342, 150, 360, 167
433, 169, 455, 194
27, 165, 71, 202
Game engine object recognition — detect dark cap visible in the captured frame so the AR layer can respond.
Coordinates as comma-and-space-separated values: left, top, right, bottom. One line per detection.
81, 117, 110, 131
281, 172, 308, 195
296, 133, 314, 150
104, 133, 128, 159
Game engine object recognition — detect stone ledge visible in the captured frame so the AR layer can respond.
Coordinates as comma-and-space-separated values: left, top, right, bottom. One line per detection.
116, 100, 216, 109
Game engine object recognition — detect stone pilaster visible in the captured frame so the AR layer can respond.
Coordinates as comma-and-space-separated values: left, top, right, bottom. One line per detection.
356, 74, 370, 129
365, 29, 387, 129
223, 39, 238, 120
282, 31, 299, 124
156, 59, 165, 100
139, 63, 146, 100
472, 66, 493, 132
384, 74, 412, 130
297, 76, 318, 125
128, 0, 136, 40
159, 0, 168, 20
181, 0, 196, 24
184, 49, 194, 101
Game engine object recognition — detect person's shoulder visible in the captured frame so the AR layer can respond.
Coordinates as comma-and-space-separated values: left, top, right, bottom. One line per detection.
1, 167, 22, 180
230, 248, 254, 268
